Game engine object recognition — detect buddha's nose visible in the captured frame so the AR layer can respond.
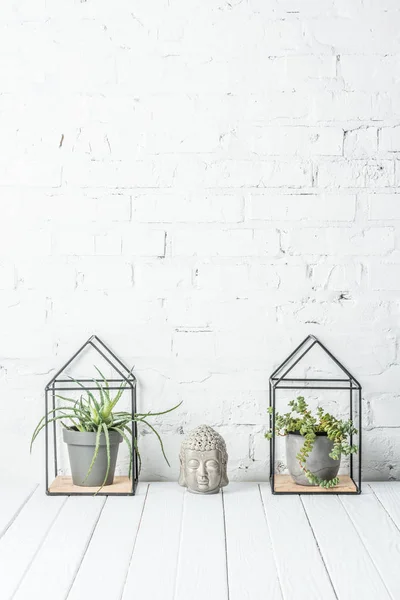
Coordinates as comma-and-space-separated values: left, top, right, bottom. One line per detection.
198, 463, 207, 478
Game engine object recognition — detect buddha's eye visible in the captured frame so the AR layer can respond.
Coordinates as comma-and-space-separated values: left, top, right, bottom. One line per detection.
206, 460, 219, 469
188, 459, 200, 469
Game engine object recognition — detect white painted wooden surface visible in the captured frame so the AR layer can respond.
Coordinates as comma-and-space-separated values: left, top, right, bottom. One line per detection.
1, 482, 400, 600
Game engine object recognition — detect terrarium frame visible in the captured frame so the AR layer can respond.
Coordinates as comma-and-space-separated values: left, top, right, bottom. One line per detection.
45, 335, 138, 496
269, 335, 362, 495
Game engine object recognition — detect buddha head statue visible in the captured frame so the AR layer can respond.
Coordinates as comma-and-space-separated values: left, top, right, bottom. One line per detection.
179, 425, 229, 494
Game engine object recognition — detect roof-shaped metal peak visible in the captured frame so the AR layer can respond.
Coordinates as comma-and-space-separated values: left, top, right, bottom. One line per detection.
46, 335, 136, 390
270, 334, 361, 389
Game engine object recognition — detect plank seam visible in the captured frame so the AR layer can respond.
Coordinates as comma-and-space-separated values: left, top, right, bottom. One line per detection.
10, 494, 69, 600
0, 484, 39, 541
257, 485, 284, 600
118, 483, 150, 600
299, 496, 339, 600
172, 488, 186, 600
369, 484, 400, 535
221, 489, 231, 600
338, 494, 395, 600
64, 496, 108, 600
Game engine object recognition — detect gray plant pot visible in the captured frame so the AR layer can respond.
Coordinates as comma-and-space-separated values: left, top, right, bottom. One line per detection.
286, 432, 341, 486
63, 428, 122, 487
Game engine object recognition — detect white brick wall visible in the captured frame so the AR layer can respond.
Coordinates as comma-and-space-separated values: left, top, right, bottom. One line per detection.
1, 0, 400, 483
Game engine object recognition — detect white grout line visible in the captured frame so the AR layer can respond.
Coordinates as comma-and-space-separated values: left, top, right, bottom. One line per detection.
221, 489, 230, 600
368, 483, 400, 534
299, 496, 339, 600
64, 496, 108, 600
118, 483, 150, 600
172, 488, 186, 600
10, 494, 69, 600
257, 485, 284, 600
0, 484, 39, 541
337, 494, 394, 600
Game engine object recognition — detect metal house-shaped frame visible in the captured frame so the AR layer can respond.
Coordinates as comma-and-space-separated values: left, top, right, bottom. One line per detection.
269, 335, 362, 495
45, 335, 138, 496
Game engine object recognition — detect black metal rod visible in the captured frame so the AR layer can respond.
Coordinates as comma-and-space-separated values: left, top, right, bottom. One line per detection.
270, 335, 316, 378
271, 378, 352, 382
350, 380, 353, 479
273, 386, 354, 390
358, 388, 362, 493
88, 341, 133, 386
52, 386, 132, 392
45, 389, 49, 493
315, 339, 362, 388
271, 385, 276, 493
92, 335, 137, 380
275, 340, 317, 385
52, 384, 58, 478
46, 337, 95, 388
54, 379, 136, 384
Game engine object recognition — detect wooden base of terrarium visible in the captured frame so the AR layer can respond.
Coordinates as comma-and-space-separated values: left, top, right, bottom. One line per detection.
274, 474, 358, 494
48, 476, 134, 495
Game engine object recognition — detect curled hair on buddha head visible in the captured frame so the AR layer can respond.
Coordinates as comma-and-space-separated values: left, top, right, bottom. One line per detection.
178, 425, 229, 488
179, 425, 228, 464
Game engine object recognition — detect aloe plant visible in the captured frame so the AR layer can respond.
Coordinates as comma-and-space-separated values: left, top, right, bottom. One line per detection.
31, 367, 181, 491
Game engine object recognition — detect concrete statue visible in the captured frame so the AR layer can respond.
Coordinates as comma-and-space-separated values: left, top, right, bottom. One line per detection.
179, 425, 229, 494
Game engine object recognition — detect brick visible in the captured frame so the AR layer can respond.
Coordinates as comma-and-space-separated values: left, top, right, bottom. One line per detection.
248, 194, 356, 221
251, 127, 343, 156
134, 260, 193, 292
172, 229, 280, 257
173, 330, 216, 360
311, 262, 362, 291
368, 194, 400, 220
0, 262, 16, 289
369, 263, 400, 290
62, 158, 175, 188
380, 126, 400, 153
283, 227, 394, 256
344, 128, 378, 158
17, 258, 76, 292
203, 159, 312, 188
133, 194, 243, 223
317, 159, 395, 188
95, 233, 122, 255
75, 258, 133, 290
370, 394, 400, 428
122, 229, 166, 257
52, 232, 95, 256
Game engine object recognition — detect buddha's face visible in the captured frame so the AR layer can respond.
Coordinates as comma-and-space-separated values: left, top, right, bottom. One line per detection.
180, 448, 225, 494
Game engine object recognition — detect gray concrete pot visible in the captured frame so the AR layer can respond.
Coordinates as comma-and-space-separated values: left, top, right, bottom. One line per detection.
63, 428, 122, 487
286, 432, 340, 486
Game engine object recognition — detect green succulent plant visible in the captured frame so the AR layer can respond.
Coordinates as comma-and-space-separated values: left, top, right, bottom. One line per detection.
31, 366, 181, 491
265, 396, 358, 489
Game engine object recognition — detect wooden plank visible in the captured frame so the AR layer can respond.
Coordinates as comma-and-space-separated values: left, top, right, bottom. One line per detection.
274, 474, 357, 494
121, 483, 185, 600
260, 484, 336, 600
174, 489, 229, 600
302, 494, 391, 600
48, 475, 133, 495
0, 482, 38, 539
223, 483, 282, 600
67, 484, 148, 600
13, 495, 106, 600
0, 486, 66, 599
369, 482, 400, 530
340, 484, 400, 599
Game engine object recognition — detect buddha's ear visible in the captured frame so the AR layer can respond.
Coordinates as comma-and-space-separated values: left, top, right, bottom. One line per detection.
178, 455, 186, 487
221, 465, 229, 487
